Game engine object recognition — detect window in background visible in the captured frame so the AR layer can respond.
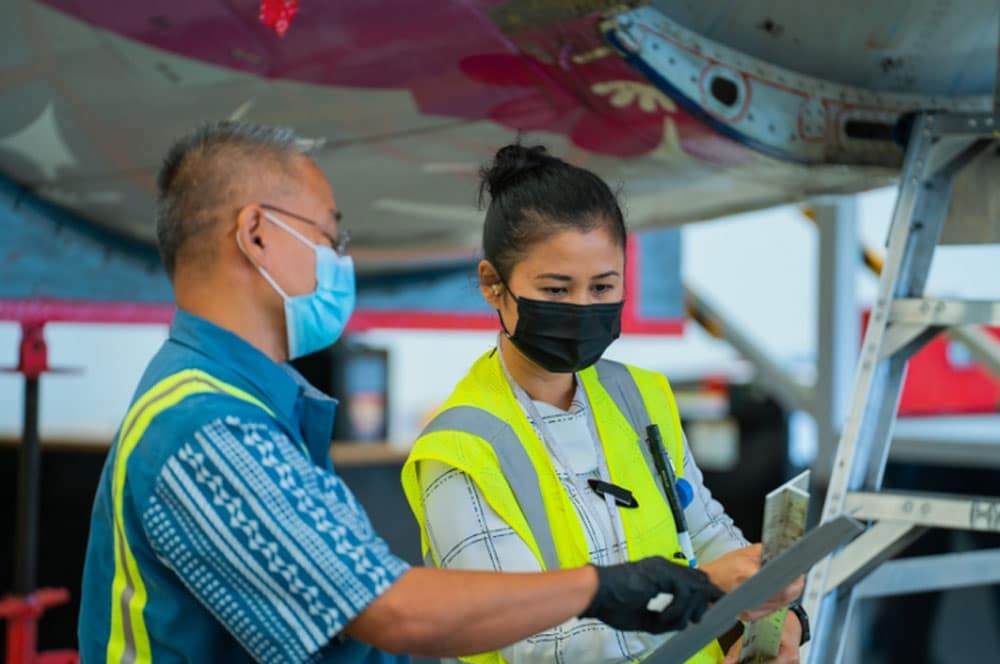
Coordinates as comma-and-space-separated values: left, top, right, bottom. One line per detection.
292, 340, 389, 443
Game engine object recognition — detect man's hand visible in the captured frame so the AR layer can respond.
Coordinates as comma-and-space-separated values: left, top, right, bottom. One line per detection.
722, 611, 803, 664
581, 556, 724, 634
700, 545, 803, 621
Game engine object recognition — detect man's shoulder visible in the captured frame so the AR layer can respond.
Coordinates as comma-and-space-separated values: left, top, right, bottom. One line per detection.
120, 388, 284, 504
128, 335, 270, 426
135, 387, 278, 450
122, 348, 279, 457
132, 337, 234, 397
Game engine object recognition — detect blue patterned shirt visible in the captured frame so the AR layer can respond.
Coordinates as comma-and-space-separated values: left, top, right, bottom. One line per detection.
80, 310, 410, 663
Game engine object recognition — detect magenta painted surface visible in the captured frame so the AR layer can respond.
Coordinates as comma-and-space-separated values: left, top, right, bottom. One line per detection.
39, 0, 745, 161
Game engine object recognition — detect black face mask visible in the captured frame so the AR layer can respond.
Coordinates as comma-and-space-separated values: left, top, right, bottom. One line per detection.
499, 292, 624, 373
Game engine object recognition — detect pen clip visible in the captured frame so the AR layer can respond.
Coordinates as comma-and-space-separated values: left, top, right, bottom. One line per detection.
588, 478, 639, 509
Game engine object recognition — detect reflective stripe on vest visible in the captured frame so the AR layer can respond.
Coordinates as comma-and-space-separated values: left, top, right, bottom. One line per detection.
420, 406, 561, 572
106, 369, 273, 664
419, 359, 663, 572
593, 360, 672, 509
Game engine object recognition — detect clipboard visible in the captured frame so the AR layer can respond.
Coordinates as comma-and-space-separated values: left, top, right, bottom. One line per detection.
644, 515, 865, 663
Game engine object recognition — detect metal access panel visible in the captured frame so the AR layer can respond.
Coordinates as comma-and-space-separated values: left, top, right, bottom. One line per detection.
944, 147, 1000, 245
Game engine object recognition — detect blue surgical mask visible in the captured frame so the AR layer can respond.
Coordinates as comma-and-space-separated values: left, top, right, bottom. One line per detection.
239, 211, 356, 359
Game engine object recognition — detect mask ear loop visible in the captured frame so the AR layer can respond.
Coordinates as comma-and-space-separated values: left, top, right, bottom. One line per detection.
236, 226, 291, 300
491, 278, 518, 338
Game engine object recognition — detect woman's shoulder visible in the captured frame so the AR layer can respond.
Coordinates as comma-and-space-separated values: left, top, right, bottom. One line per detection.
592, 358, 673, 392
443, 348, 512, 405
416, 349, 520, 433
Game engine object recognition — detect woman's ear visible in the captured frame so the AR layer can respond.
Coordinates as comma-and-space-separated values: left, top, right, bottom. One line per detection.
478, 260, 504, 308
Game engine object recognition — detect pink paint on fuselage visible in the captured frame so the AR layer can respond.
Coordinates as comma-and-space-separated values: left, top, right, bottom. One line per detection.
39, 0, 744, 161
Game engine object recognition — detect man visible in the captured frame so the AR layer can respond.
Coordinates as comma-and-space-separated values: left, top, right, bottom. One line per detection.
79, 121, 723, 664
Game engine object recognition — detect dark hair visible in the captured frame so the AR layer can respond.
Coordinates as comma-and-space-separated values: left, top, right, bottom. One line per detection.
479, 144, 626, 283
156, 120, 315, 278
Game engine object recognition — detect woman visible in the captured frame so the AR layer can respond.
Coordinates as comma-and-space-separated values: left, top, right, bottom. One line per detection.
401, 145, 805, 664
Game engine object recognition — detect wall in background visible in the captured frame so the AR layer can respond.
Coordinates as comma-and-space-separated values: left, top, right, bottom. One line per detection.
4, 186, 1000, 444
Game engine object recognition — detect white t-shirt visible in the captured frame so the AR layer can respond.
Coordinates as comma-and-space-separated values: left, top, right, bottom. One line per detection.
418, 382, 748, 664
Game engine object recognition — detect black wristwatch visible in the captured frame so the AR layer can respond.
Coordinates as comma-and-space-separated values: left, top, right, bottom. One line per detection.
788, 603, 811, 645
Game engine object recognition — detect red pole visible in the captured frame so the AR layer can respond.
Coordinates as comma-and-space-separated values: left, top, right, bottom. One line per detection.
0, 324, 79, 664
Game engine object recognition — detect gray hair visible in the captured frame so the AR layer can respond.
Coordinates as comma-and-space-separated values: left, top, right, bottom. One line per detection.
155, 120, 319, 278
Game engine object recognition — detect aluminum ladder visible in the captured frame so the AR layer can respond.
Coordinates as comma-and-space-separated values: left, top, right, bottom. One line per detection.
803, 110, 1000, 664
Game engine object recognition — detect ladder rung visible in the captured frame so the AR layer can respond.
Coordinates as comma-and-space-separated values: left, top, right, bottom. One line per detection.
825, 520, 918, 592
891, 415, 1000, 468
890, 437, 1000, 468
845, 490, 1000, 532
853, 548, 1000, 599
890, 298, 1000, 327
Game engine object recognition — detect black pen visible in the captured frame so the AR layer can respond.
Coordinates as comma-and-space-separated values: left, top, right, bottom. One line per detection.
645, 424, 697, 567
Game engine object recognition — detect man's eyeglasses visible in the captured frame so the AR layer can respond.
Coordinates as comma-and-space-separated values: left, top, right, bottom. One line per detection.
260, 203, 350, 255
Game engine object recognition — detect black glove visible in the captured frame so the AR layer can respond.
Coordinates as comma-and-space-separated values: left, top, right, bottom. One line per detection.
581, 556, 724, 634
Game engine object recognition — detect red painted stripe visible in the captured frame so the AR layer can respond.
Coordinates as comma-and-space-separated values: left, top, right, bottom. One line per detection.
0, 299, 176, 324
350, 308, 683, 334
0, 299, 502, 330
622, 319, 685, 335
347, 310, 499, 331
0, 298, 684, 334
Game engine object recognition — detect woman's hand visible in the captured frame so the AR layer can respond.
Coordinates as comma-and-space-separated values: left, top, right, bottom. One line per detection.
699, 544, 803, 621
699, 544, 760, 592
722, 611, 803, 664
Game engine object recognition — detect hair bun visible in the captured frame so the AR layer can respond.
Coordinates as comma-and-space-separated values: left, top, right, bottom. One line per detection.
480, 143, 554, 203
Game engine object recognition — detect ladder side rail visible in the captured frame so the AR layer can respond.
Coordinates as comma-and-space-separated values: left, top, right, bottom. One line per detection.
811, 522, 927, 663
804, 115, 940, 650
860, 136, 989, 491
819, 113, 944, 525
803, 114, 987, 662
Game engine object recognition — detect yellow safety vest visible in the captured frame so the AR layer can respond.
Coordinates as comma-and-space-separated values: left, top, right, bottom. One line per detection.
106, 369, 272, 664
401, 351, 724, 664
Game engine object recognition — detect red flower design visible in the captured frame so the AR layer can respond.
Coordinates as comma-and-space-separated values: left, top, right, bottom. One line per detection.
259, 0, 298, 38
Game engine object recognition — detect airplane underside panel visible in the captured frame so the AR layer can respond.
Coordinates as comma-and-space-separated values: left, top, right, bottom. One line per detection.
0, 0, 995, 261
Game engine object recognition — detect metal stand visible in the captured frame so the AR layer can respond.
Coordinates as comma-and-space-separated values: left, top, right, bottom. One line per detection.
684, 195, 862, 487
13, 324, 43, 598
802, 111, 1000, 664
0, 323, 78, 664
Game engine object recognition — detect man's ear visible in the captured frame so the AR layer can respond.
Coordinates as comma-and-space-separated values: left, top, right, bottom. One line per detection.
235, 204, 266, 266
479, 260, 504, 308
